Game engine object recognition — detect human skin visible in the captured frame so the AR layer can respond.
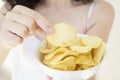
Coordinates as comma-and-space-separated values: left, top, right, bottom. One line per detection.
0, 0, 114, 80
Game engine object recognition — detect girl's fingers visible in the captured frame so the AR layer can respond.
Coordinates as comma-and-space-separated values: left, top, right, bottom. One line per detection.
35, 27, 46, 40
5, 11, 36, 34
0, 5, 53, 48
3, 20, 29, 38
12, 5, 54, 34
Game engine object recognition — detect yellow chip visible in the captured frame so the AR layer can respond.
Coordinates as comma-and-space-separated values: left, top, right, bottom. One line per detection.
46, 39, 57, 49
51, 56, 76, 70
75, 53, 95, 66
47, 23, 77, 47
70, 45, 92, 53
43, 60, 51, 66
51, 63, 67, 70
50, 50, 79, 64
81, 36, 103, 48
93, 42, 106, 64
75, 64, 83, 70
39, 48, 54, 54
41, 22, 106, 71
44, 47, 68, 60
81, 64, 93, 70
74, 38, 84, 46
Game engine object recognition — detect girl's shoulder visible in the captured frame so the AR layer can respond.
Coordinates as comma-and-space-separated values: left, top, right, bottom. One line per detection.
89, 0, 115, 28
93, 0, 115, 19
86, 1, 115, 42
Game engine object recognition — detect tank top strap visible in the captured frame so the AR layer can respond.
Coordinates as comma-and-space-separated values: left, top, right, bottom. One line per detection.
85, 1, 96, 33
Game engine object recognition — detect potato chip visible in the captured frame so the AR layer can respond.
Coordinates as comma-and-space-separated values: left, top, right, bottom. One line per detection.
51, 63, 67, 70
81, 36, 102, 48
50, 50, 79, 65
46, 42, 57, 49
51, 56, 75, 70
39, 23, 106, 71
74, 38, 84, 46
47, 23, 77, 47
39, 48, 54, 54
49, 53, 63, 65
75, 64, 83, 70
81, 64, 93, 70
75, 53, 95, 66
93, 42, 106, 64
43, 60, 51, 66
70, 45, 92, 53
44, 47, 68, 60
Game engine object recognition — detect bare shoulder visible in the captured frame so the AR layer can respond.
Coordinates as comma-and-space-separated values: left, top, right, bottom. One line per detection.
87, 1, 115, 42
93, 0, 115, 21
91, 0, 115, 29
95, 0, 114, 10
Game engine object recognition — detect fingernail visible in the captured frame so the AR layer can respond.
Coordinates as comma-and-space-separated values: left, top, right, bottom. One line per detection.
48, 28, 54, 34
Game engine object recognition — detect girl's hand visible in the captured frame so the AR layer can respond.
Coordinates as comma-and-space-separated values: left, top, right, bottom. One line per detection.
0, 5, 53, 48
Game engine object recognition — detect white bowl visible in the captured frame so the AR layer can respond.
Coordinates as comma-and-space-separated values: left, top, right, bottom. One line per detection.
35, 34, 101, 80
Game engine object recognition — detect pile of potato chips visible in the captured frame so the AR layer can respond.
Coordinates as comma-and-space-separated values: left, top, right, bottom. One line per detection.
39, 23, 106, 71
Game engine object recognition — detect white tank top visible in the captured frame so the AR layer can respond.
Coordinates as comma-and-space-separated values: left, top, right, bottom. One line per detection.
85, 1, 95, 33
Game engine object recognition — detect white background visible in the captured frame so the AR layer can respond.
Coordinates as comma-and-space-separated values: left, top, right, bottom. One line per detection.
0, 0, 120, 80
0, 0, 4, 8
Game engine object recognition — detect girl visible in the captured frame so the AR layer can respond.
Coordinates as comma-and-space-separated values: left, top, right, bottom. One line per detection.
0, 0, 114, 80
